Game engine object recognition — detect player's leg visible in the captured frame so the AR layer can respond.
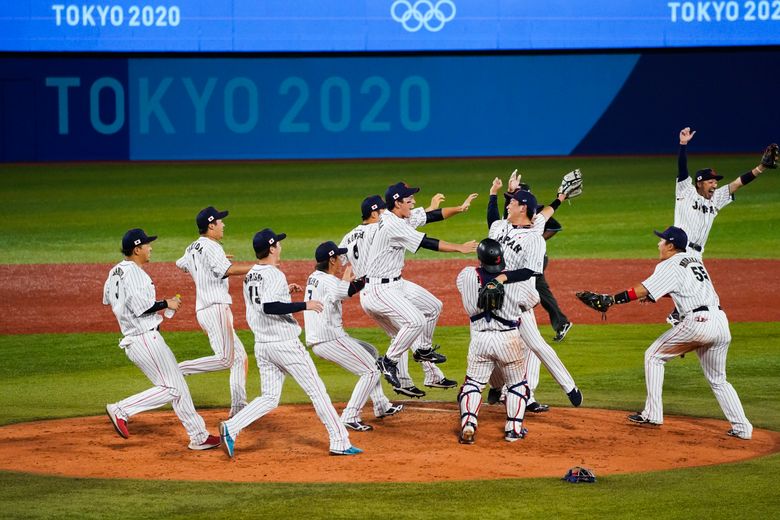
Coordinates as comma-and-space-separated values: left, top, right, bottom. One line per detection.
403, 280, 444, 358
353, 339, 401, 417
362, 283, 426, 361
284, 340, 352, 452
523, 348, 542, 405
228, 329, 249, 417
497, 332, 530, 439
312, 337, 379, 427
179, 305, 235, 374
695, 314, 752, 438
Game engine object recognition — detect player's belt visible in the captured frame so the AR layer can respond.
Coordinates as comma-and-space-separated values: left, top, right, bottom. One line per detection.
688, 242, 703, 252
365, 276, 402, 284
691, 305, 722, 313
470, 312, 518, 328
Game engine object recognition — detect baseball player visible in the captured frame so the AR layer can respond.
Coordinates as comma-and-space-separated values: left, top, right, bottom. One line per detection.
103, 228, 220, 450
304, 240, 404, 431
339, 195, 463, 397
176, 206, 250, 418
668, 129, 777, 324
219, 229, 362, 457
360, 182, 478, 389
456, 238, 537, 443
576, 226, 753, 440
486, 177, 583, 412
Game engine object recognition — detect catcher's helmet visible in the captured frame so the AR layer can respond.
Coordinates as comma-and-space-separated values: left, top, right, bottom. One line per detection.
477, 238, 505, 274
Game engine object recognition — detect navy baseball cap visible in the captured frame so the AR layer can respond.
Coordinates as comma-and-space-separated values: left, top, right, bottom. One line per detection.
122, 228, 157, 252
695, 168, 723, 182
196, 206, 229, 231
511, 190, 538, 214
315, 241, 348, 262
654, 226, 689, 251
361, 195, 387, 219
385, 182, 420, 206
253, 228, 287, 254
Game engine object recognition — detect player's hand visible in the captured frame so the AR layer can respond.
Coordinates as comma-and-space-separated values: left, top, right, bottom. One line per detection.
427, 193, 445, 210
490, 177, 503, 195
306, 300, 324, 313
288, 283, 303, 293
459, 240, 478, 254
167, 295, 182, 311
459, 193, 479, 212
507, 169, 521, 192
341, 265, 354, 282
679, 127, 696, 145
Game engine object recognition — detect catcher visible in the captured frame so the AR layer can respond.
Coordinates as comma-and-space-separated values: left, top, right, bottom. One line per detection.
575, 226, 753, 440
455, 238, 549, 444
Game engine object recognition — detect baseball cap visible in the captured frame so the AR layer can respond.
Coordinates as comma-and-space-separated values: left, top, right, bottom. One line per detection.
694, 168, 723, 182
654, 226, 689, 251
122, 228, 157, 252
253, 228, 287, 254
385, 182, 420, 206
196, 206, 229, 231
315, 241, 348, 262
361, 195, 387, 220
511, 190, 538, 214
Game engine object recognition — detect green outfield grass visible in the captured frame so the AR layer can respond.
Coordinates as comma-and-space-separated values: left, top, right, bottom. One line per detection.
3, 154, 779, 263
1, 324, 779, 519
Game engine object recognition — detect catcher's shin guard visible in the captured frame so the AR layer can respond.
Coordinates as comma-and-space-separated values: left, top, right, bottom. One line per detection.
504, 380, 530, 433
457, 376, 485, 429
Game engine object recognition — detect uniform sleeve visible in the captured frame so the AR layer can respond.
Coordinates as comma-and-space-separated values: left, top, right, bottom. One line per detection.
204, 243, 232, 279
531, 214, 547, 233
641, 262, 678, 302
408, 207, 427, 228
522, 235, 546, 273
124, 270, 156, 317
102, 275, 112, 305
712, 185, 734, 210
488, 219, 503, 239
456, 267, 479, 314
175, 253, 189, 273
391, 217, 426, 252
261, 269, 291, 304
676, 178, 694, 199
329, 278, 351, 301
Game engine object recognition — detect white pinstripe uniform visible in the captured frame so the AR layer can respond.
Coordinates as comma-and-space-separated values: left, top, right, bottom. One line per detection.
488, 215, 578, 403
103, 260, 210, 446
638, 253, 752, 437
221, 264, 351, 452
359, 209, 445, 367
456, 266, 530, 437
303, 269, 394, 422
176, 237, 249, 416
674, 180, 733, 256
341, 218, 446, 386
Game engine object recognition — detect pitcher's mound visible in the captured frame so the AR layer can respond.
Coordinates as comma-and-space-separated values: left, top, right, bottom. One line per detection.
1, 402, 777, 483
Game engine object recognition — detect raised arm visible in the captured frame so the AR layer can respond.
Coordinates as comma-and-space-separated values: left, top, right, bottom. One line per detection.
487, 177, 503, 228
727, 143, 777, 194
677, 127, 696, 182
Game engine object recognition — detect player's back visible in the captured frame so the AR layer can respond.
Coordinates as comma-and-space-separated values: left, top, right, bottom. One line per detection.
243, 264, 301, 342
177, 237, 232, 311
340, 223, 378, 278
103, 260, 161, 337
303, 270, 349, 345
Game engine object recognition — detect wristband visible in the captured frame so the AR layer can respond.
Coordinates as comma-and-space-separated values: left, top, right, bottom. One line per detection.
613, 287, 637, 305
739, 171, 756, 185
549, 198, 561, 211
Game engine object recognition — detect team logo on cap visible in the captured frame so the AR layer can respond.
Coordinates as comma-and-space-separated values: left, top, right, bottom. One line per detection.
269, 238, 275, 245
134, 239, 141, 245
208, 216, 215, 222
392, 193, 400, 200
371, 204, 378, 210
329, 250, 335, 257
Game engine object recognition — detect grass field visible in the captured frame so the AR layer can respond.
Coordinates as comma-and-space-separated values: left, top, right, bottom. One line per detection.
1, 155, 779, 519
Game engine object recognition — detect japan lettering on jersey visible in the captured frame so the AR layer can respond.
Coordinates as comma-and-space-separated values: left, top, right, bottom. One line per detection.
363, 211, 425, 279
488, 219, 546, 308
303, 270, 350, 345
176, 237, 232, 311
642, 253, 721, 314
103, 260, 162, 337
243, 264, 301, 343
674, 181, 733, 251
456, 266, 524, 333
339, 223, 379, 278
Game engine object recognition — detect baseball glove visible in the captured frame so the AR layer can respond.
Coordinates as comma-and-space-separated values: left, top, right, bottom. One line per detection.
477, 280, 505, 311
575, 291, 614, 316
761, 143, 778, 169
562, 466, 596, 484
558, 169, 583, 199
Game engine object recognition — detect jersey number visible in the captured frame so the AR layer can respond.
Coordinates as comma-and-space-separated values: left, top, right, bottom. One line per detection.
352, 243, 359, 259
305, 288, 313, 301
114, 280, 120, 299
691, 266, 709, 282
248, 285, 261, 304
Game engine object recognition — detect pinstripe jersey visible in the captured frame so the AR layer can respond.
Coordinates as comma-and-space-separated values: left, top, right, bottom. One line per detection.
303, 270, 351, 345
176, 237, 232, 311
674, 181, 733, 253
103, 260, 163, 337
642, 253, 720, 314
244, 264, 301, 343
339, 223, 379, 278
364, 210, 425, 279
456, 266, 524, 332
488, 218, 547, 309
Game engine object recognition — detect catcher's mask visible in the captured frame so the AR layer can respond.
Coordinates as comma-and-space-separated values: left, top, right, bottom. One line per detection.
477, 238, 505, 274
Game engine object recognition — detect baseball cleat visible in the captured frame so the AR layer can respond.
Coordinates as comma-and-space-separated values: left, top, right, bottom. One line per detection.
378, 404, 404, 418
106, 404, 129, 439
526, 402, 550, 413
344, 421, 374, 432
504, 428, 528, 442
425, 377, 457, 389
393, 385, 426, 398
329, 446, 363, 456
189, 434, 221, 451
567, 387, 583, 407
413, 345, 447, 364
553, 322, 573, 342
459, 423, 476, 444
486, 387, 503, 405
627, 413, 661, 426
219, 422, 235, 457
377, 355, 401, 388
727, 429, 752, 440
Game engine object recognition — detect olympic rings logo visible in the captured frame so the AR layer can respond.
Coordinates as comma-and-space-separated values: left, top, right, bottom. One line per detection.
391, 0, 456, 33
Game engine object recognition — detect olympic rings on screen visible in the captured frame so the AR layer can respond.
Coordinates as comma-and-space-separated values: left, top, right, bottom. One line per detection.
391, 0, 457, 33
